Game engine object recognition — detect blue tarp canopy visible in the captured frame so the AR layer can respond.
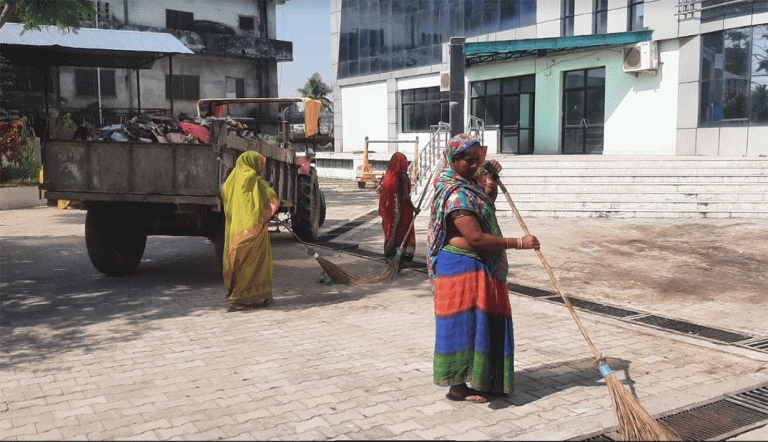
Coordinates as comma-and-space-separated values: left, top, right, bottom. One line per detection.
464, 30, 653, 66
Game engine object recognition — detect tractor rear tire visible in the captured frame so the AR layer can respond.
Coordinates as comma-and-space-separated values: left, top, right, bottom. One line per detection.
318, 188, 326, 227
85, 207, 147, 276
292, 168, 321, 242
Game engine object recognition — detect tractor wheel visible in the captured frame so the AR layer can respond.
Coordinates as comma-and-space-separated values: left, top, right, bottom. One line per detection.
318, 188, 327, 227
292, 168, 321, 242
357, 181, 366, 189
85, 207, 147, 276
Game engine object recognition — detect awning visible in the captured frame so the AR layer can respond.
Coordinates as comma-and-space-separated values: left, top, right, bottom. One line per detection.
0, 23, 193, 69
464, 30, 653, 66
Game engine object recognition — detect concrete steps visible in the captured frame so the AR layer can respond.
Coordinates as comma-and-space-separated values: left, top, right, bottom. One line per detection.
485, 155, 768, 218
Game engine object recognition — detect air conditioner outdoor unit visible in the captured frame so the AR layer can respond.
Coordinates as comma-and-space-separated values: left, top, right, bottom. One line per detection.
623, 41, 659, 74
439, 71, 450, 91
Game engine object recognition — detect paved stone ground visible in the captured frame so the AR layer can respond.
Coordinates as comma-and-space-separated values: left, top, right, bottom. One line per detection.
1, 179, 767, 440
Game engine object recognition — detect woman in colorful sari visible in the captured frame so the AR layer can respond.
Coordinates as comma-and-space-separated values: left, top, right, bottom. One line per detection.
221, 151, 280, 310
427, 134, 540, 402
379, 152, 418, 262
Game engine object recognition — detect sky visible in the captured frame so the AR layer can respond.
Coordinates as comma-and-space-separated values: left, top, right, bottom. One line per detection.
275, 0, 332, 99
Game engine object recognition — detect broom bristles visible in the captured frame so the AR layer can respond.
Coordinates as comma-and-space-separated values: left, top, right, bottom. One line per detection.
379, 251, 403, 283
604, 374, 679, 441
316, 255, 355, 285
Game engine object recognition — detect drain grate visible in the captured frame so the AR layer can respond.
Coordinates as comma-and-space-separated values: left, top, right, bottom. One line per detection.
544, 295, 642, 318
736, 337, 768, 354
570, 383, 768, 441
507, 282, 556, 297
632, 315, 752, 343
729, 385, 768, 412
658, 399, 768, 440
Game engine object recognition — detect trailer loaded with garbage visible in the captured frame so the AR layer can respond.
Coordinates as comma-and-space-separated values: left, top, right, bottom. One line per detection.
39, 98, 326, 276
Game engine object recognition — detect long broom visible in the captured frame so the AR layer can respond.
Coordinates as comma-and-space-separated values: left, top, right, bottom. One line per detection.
493, 173, 678, 441
276, 218, 356, 285
374, 157, 442, 283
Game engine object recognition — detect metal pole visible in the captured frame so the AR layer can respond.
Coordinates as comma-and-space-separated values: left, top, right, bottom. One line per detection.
96, 12, 103, 125
136, 68, 141, 114
169, 54, 174, 116
448, 37, 465, 137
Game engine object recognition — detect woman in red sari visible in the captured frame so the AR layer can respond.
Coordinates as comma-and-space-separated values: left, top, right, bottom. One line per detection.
379, 152, 418, 262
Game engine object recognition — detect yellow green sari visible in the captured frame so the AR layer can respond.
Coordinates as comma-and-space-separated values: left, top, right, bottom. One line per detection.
221, 151, 280, 307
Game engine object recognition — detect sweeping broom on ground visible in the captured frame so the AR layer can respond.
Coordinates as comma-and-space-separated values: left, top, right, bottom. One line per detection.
276, 218, 356, 285
491, 168, 678, 441
373, 156, 443, 283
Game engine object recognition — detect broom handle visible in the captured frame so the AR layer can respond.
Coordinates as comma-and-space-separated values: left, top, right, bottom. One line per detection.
496, 179, 602, 362
394, 159, 441, 251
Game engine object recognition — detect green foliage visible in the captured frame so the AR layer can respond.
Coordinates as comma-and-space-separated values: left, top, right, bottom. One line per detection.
297, 73, 333, 112
0, 0, 95, 31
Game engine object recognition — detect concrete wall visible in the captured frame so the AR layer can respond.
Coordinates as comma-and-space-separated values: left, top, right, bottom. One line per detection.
340, 81, 389, 153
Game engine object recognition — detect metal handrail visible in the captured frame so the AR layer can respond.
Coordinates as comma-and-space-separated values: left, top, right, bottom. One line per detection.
407, 117, 485, 209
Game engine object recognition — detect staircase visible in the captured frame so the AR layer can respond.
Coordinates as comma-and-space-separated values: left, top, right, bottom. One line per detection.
408, 120, 767, 219
488, 155, 768, 218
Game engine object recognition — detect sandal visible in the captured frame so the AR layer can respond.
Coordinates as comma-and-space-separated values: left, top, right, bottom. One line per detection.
445, 384, 490, 403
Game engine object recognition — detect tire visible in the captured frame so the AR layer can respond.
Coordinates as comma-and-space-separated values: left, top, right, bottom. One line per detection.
292, 168, 320, 242
357, 181, 366, 189
212, 219, 225, 276
318, 189, 327, 227
85, 207, 147, 276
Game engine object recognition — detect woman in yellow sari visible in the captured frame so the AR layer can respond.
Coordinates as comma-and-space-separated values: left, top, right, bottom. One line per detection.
221, 151, 280, 309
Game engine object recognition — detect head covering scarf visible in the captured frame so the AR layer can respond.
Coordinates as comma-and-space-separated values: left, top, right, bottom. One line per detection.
379, 152, 416, 256
221, 151, 280, 305
426, 134, 507, 285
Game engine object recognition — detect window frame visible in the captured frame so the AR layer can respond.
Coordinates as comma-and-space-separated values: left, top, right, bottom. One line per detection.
470, 74, 536, 154
699, 25, 768, 126
400, 86, 449, 133
165, 74, 200, 101
226, 77, 245, 98
594, 0, 608, 35
628, 0, 644, 32
562, 0, 575, 37
166, 9, 194, 31
74, 68, 116, 97
239, 15, 255, 31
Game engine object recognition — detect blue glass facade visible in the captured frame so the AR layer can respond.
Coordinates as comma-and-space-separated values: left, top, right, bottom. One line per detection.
338, 0, 536, 79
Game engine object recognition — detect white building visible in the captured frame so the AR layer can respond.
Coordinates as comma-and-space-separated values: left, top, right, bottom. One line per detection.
329, 0, 767, 159
3, 0, 291, 121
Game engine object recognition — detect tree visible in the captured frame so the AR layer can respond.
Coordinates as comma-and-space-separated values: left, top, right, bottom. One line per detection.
297, 73, 332, 112
0, 0, 95, 31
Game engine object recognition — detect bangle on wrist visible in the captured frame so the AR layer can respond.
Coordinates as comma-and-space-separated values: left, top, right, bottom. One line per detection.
518, 237, 524, 249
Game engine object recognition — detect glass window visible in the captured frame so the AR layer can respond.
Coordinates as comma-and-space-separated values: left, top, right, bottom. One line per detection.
700, 25, 768, 126
337, 0, 537, 79
239, 15, 255, 31
75, 69, 116, 97
226, 77, 245, 98
401, 86, 448, 132
165, 75, 200, 100
594, 0, 608, 34
562, 0, 575, 36
628, 0, 644, 31
166, 9, 193, 31
470, 74, 536, 154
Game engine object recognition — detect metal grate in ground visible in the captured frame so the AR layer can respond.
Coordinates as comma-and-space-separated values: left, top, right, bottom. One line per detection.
569, 382, 768, 441
736, 337, 768, 354
543, 295, 642, 318
507, 282, 557, 297
632, 314, 752, 343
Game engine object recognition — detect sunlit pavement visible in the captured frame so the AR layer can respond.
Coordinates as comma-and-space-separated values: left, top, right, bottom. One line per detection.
1, 179, 767, 440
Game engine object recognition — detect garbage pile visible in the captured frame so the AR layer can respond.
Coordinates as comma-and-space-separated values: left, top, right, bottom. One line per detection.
88, 113, 263, 144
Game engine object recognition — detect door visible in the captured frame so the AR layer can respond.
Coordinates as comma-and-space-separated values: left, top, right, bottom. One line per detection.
562, 67, 605, 154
